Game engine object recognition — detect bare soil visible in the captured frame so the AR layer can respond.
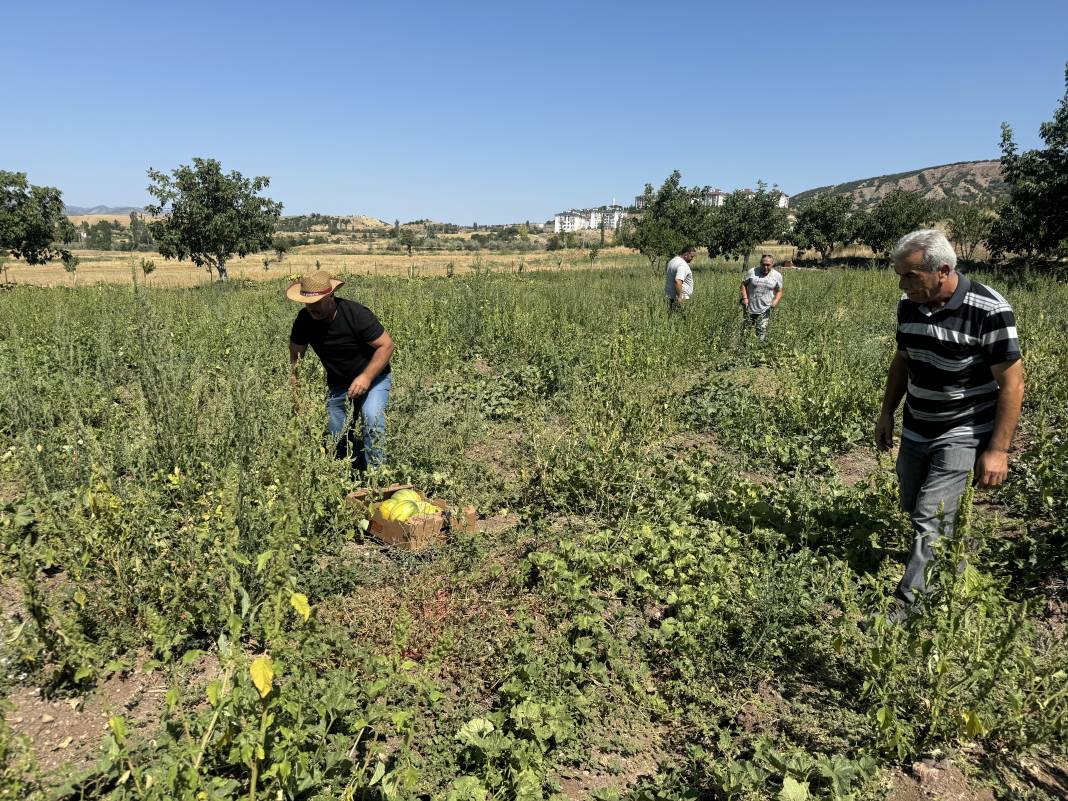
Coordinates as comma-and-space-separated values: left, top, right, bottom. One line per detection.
554, 726, 667, 800
834, 447, 882, 487
3, 652, 219, 781
5, 665, 165, 775
886, 759, 996, 801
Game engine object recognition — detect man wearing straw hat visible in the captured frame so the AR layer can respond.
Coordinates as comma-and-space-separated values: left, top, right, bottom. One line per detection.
287, 271, 395, 471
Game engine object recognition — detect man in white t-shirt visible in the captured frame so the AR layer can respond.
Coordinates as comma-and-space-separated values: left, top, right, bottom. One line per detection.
739, 253, 783, 341
664, 245, 696, 313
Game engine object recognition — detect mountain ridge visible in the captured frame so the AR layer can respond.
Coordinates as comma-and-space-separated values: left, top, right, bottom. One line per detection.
792, 160, 1008, 210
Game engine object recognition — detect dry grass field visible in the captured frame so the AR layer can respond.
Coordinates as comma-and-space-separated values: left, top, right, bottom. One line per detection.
0, 246, 635, 287
1, 244, 809, 287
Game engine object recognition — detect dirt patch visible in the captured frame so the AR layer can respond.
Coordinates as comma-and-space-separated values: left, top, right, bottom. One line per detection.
1039, 577, 1068, 640
658, 432, 719, 459
3, 651, 218, 779
734, 680, 783, 735
555, 727, 666, 800
5, 668, 165, 775
0, 577, 26, 627
886, 760, 995, 801
478, 511, 521, 534
467, 428, 524, 483
1015, 754, 1068, 798
834, 447, 882, 487
723, 366, 781, 397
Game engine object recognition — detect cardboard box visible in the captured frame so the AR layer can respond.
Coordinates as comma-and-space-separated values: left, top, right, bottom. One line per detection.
346, 484, 476, 551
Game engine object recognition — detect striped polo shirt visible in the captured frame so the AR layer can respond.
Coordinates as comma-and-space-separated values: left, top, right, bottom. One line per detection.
896, 275, 1021, 443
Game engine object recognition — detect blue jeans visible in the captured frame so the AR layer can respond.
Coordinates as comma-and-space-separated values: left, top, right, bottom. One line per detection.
327, 372, 391, 470
894, 435, 983, 604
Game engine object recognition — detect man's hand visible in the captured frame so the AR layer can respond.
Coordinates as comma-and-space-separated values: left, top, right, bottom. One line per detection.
347, 374, 372, 399
875, 413, 895, 451
975, 448, 1009, 488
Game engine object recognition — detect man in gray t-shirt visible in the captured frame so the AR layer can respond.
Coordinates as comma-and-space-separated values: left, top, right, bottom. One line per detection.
664, 246, 696, 313
740, 254, 783, 341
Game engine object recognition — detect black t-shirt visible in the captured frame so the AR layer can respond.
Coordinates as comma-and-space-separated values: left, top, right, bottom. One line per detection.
290, 298, 390, 388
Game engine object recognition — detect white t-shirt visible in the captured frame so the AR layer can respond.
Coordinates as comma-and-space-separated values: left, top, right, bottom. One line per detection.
665, 256, 693, 300
743, 267, 782, 314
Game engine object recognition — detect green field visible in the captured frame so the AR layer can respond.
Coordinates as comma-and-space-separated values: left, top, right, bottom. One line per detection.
0, 260, 1065, 800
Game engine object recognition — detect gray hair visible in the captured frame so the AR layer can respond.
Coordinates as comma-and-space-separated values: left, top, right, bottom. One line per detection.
890, 229, 957, 272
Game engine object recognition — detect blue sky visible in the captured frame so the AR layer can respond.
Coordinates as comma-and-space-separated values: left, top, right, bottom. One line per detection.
3, 0, 1065, 223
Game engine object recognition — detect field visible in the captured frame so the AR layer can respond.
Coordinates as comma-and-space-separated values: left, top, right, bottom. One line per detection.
0, 259, 1066, 800
0, 247, 637, 288
0, 246, 805, 288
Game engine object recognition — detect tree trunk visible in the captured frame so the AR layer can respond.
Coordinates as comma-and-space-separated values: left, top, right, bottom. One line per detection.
743, 251, 751, 270
217, 258, 228, 281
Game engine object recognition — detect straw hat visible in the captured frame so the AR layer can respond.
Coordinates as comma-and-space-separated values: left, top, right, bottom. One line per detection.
285, 271, 344, 303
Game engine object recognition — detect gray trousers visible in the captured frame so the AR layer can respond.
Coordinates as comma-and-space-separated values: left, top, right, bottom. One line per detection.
742, 309, 771, 341
894, 435, 982, 604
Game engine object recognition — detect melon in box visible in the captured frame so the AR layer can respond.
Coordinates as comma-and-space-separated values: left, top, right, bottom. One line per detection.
346, 484, 449, 551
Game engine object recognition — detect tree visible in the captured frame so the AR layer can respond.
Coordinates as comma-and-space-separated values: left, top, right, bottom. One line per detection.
788, 194, 856, 265
856, 190, 933, 257
986, 62, 1068, 262
398, 227, 422, 256
88, 220, 113, 250
61, 252, 79, 286
145, 157, 282, 281
0, 171, 68, 270
986, 200, 1039, 260
57, 216, 77, 245
706, 182, 788, 269
273, 235, 290, 262
944, 202, 994, 261
618, 171, 708, 274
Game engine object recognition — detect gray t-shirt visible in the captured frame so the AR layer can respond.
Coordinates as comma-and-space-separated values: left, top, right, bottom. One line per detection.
665, 256, 693, 300
743, 267, 782, 314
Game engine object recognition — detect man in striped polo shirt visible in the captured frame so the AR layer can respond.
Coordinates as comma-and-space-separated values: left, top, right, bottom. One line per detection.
875, 229, 1024, 615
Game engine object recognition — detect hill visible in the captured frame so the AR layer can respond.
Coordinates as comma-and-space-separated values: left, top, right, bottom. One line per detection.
64, 205, 143, 216
792, 160, 1008, 210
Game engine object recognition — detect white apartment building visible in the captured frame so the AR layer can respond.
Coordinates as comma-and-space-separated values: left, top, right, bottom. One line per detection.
553, 210, 589, 233
634, 187, 789, 210
553, 205, 626, 233
698, 189, 727, 207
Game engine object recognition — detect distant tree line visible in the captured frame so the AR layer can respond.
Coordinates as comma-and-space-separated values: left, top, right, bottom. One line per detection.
624, 62, 1067, 271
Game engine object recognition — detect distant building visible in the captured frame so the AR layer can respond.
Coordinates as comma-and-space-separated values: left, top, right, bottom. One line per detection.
698, 189, 727, 207
632, 184, 788, 211
553, 210, 589, 233
553, 204, 626, 233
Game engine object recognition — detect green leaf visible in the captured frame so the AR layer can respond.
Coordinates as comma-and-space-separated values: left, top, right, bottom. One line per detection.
456, 717, 495, 746
108, 716, 128, 742
369, 760, 386, 786
779, 776, 811, 801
